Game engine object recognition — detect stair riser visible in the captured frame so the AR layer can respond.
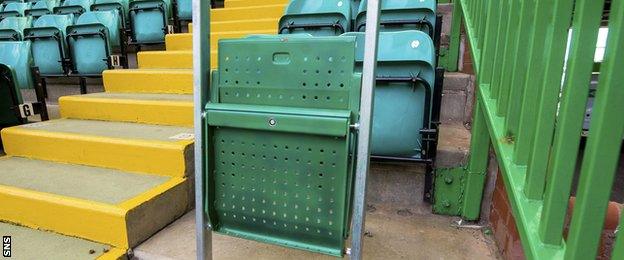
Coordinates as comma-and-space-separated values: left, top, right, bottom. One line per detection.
103, 70, 193, 94
225, 0, 289, 8
212, 5, 285, 21
59, 97, 194, 127
137, 52, 218, 69
1, 129, 193, 177
166, 31, 274, 51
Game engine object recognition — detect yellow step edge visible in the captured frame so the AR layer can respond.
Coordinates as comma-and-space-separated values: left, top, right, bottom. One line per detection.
137, 51, 193, 69
59, 95, 194, 127
97, 248, 127, 260
225, 0, 289, 8
211, 4, 286, 21
103, 69, 193, 94
190, 18, 279, 33
1, 126, 193, 177
166, 30, 275, 51
0, 177, 188, 249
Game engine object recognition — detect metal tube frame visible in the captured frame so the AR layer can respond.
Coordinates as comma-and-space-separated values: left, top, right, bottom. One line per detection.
193, 1, 380, 259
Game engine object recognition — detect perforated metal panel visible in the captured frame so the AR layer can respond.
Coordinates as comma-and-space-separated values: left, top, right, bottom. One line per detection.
205, 35, 360, 256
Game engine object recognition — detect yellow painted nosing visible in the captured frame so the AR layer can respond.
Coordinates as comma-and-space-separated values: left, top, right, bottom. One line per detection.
118, 177, 185, 210
1, 127, 193, 178
137, 51, 193, 69
96, 248, 127, 260
59, 96, 193, 127
0, 184, 128, 247
102, 70, 193, 94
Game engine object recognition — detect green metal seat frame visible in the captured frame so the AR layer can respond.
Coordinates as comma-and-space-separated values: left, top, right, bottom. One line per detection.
0, 16, 32, 41
66, 10, 124, 75
278, 0, 351, 36
24, 14, 73, 75
205, 34, 361, 257
355, 0, 436, 36
0, 2, 31, 19
128, 0, 172, 45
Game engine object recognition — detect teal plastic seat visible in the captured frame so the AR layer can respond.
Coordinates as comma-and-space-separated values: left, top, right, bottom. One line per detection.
278, 0, 351, 36
0, 41, 34, 90
355, 0, 436, 36
205, 34, 361, 257
66, 10, 121, 75
54, 0, 93, 22
91, 0, 129, 27
25, 0, 61, 20
174, 0, 190, 21
128, 0, 172, 44
24, 14, 73, 75
350, 0, 360, 21
344, 30, 436, 159
0, 16, 32, 41
0, 2, 31, 19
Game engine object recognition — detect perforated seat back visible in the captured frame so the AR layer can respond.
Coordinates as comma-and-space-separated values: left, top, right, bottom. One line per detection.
25, 0, 60, 19
128, 0, 172, 43
0, 2, 31, 19
205, 34, 361, 257
66, 10, 120, 74
0, 41, 34, 90
355, 0, 436, 36
344, 30, 435, 158
24, 14, 73, 75
278, 0, 351, 36
0, 16, 32, 40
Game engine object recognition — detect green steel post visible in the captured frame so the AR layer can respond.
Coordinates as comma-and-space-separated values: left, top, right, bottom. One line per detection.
495, 0, 520, 118
564, 1, 624, 258
488, 0, 509, 100
478, 0, 499, 85
538, 0, 604, 246
525, 0, 574, 200
461, 99, 490, 220
445, 2, 462, 72
513, 0, 550, 165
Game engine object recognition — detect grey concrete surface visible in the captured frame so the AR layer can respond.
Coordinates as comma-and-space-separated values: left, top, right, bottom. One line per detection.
441, 73, 475, 126
134, 206, 499, 260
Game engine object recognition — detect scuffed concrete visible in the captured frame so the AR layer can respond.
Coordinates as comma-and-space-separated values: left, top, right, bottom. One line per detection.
134, 207, 499, 260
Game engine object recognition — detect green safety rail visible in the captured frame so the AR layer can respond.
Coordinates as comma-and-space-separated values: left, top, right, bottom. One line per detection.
445, 0, 624, 259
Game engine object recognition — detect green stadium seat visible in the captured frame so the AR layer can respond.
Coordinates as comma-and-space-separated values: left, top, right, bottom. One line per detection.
174, 0, 190, 21
91, 0, 129, 28
343, 30, 437, 160
66, 10, 123, 75
128, 0, 172, 44
0, 2, 31, 20
25, 0, 61, 20
0, 41, 34, 90
278, 0, 351, 36
24, 14, 74, 75
53, 0, 93, 22
205, 34, 362, 257
355, 0, 436, 36
0, 16, 32, 41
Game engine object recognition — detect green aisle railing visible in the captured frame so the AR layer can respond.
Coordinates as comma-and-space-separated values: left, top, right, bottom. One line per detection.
455, 0, 624, 259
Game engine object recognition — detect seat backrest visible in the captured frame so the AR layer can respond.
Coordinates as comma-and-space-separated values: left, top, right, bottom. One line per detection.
278, 0, 351, 36
24, 14, 73, 75
0, 16, 32, 40
66, 10, 120, 74
129, 0, 172, 16
0, 41, 34, 90
343, 30, 436, 158
355, 0, 436, 36
0, 2, 31, 19
72, 10, 120, 47
174, 0, 191, 21
205, 34, 361, 257
91, 0, 129, 25
54, 0, 94, 16
25, 0, 60, 18
128, 0, 172, 43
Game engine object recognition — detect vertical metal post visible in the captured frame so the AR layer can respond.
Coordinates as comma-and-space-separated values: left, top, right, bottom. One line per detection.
193, 0, 211, 259
349, 0, 380, 259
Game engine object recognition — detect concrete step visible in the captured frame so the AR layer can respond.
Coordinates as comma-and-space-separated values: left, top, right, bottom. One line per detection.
0, 156, 189, 249
211, 4, 286, 22
225, 0, 288, 8
1, 119, 194, 177
165, 29, 276, 51
0, 222, 126, 259
59, 93, 193, 127
103, 69, 192, 94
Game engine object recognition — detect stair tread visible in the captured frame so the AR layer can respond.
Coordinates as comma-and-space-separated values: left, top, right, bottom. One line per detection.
6, 119, 193, 143
67, 92, 193, 103
0, 222, 124, 259
0, 156, 170, 205
105, 68, 192, 73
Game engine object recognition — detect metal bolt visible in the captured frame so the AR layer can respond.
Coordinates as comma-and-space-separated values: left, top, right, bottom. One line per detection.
268, 118, 277, 126
443, 200, 451, 208
445, 177, 453, 184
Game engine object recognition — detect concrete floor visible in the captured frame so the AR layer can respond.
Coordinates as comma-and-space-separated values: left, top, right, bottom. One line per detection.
134, 206, 499, 260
